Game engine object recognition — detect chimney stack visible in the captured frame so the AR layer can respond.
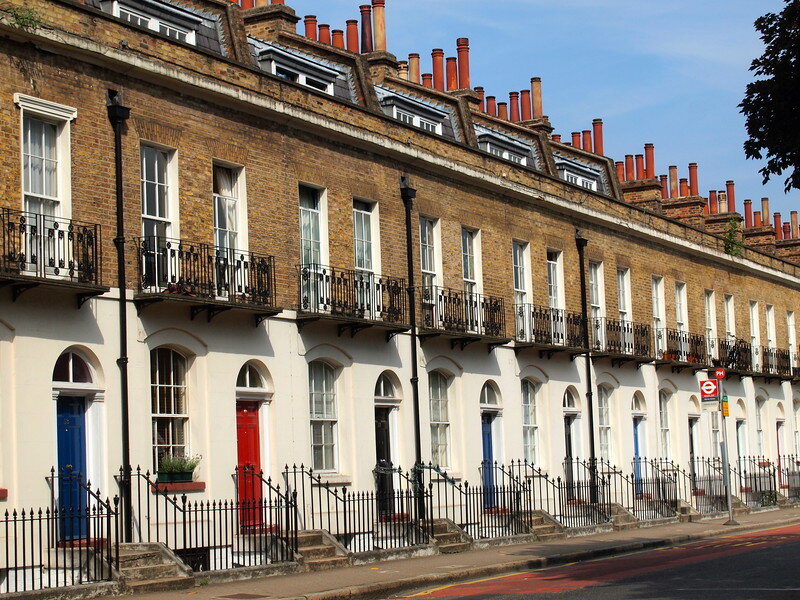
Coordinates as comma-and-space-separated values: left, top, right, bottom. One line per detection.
592, 119, 604, 156
572, 132, 582, 148
520, 90, 532, 121
688, 163, 698, 196
371, 0, 386, 52
445, 57, 457, 91
668, 166, 678, 198
332, 29, 345, 49
431, 49, 445, 91
486, 95, 497, 116
792, 211, 799, 238
644, 144, 655, 179
761, 197, 770, 220
304, 15, 318, 40
552, 134, 562, 143
744, 199, 753, 228
624, 155, 634, 181
408, 53, 421, 83
318, 24, 331, 44
346, 20, 359, 52
635, 154, 645, 180
456, 38, 470, 89
422, 73, 433, 88
475, 86, 485, 112
498, 102, 509, 120
531, 77, 543, 119
582, 130, 592, 152
709, 190, 718, 214
679, 178, 689, 197
775, 213, 783, 239
660, 175, 668, 199
359, 4, 373, 53
509, 92, 520, 122
726, 181, 736, 213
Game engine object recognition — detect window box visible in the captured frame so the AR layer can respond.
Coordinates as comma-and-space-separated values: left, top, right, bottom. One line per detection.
156, 471, 193, 483
151, 481, 206, 494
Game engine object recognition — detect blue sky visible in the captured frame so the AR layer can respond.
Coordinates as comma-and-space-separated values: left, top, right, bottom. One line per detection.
289, 0, 795, 217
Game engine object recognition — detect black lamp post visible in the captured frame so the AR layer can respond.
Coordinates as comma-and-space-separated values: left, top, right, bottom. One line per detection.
575, 229, 598, 503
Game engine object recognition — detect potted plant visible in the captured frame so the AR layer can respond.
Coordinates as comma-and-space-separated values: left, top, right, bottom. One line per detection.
157, 454, 201, 483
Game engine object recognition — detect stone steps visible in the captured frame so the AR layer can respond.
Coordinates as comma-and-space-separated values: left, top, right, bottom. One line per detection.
126, 576, 195, 593
117, 543, 192, 592
297, 530, 350, 571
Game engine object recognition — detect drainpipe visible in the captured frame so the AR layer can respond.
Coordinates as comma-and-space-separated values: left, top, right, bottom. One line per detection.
107, 90, 132, 542
400, 177, 424, 513
575, 229, 598, 504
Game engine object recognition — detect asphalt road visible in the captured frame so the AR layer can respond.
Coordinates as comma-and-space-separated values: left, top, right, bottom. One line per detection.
397, 523, 800, 600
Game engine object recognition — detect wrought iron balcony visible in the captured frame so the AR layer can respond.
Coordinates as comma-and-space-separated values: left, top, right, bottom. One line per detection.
298, 264, 408, 334
513, 304, 584, 349
761, 346, 792, 377
711, 338, 753, 372
654, 328, 708, 365
590, 317, 652, 358
1, 208, 105, 303
135, 236, 278, 323
420, 286, 507, 342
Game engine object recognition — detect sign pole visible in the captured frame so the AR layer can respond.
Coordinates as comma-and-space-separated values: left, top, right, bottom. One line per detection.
718, 375, 738, 526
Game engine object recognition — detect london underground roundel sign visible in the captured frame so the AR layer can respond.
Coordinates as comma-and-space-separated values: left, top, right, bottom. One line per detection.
700, 379, 719, 398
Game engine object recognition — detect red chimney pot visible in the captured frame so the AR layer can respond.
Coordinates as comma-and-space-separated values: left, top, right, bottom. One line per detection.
498, 102, 509, 120
688, 163, 699, 196
774, 213, 783, 239
624, 155, 634, 182
709, 190, 718, 214
520, 90, 532, 121
359, 4, 373, 53
431, 49, 445, 91
679, 178, 689, 197
445, 57, 458, 91
726, 180, 736, 213
475, 86, 485, 112
509, 92, 520, 122
635, 155, 645, 180
456, 38, 471, 90
346, 20, 359, 52
422, 73, 433, 88
592, 119, 604, 156
552, 134, 562, 143
332, 29, 345, 49
531, 78, 543, 119
304, 15, 318, 40
644, 144, 655, 179
582, 130, 592, 152
486, 95, 497, 116
615, 161, 624, 181
408, 53, 421, 83
660, 175, 668, 199
744, 199, 753, 228
318, 24, 331, 45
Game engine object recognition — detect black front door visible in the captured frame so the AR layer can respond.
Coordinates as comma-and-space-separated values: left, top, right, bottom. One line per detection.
564, 415, 576, 499
375, 407, 394, 515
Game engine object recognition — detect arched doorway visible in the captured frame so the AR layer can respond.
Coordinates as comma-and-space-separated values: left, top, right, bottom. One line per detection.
631, 392, 647, 491
479, 381, 502, 508
562, 389, 581, 497
374, 372, 401, 515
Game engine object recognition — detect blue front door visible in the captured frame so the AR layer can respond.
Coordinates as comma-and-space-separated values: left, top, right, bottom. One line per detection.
57, 396, 88, 540
481, 413, 495, 508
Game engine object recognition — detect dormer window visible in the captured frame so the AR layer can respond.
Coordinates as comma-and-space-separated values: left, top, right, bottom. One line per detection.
479, 140, 527, 166
375, 87, 452, 137
554, 154, 603, 192
256, 46, 340, 95
104, 0, 202, 45
475, 126, 533, 167
558, 168, 597, 191
389, 106, 443, 134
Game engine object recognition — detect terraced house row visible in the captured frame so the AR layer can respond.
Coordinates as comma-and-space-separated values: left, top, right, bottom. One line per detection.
1, 0, 800, 592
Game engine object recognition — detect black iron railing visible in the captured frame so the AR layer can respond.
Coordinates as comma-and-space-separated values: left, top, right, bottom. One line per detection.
421, 286, 506, 337
123, 466, 297, 571
135, 237, 277, 308
1, 208, 101, 284
590, 318, 652, 357
284, 464, 432, 553
778, 455, 800, 502
0, 469, 118, 594
514, 304, 585, 347
298, 264, 407, 324
760, 347, 792, 377
735, 456, 778, 508
711, 338, 753, 372
654, 328, 707, 364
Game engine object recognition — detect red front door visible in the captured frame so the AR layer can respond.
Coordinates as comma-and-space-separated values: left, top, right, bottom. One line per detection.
236, 402, 262, 527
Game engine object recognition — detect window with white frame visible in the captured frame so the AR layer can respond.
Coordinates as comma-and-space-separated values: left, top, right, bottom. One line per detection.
589, 261, 603, 323
724, 294, 736, 339
116, 3, 197, 44
546, 250, 562, 309
309, 361, 337, 471
391, 106, 443, 134
597, 386, 612, 461
617, 268, 630, 323
299, 185, 322, 266
710, 411, 721, 458
766, 305, 776, 349
237, 362, 265, 390
788, 311, 797, 369
429, 371, 451, 468
141, 145, 172, 240
705, 290, 717, 358
478, 140, 527, 166
521, 379, 539, 465
151, 347, 188, 468
353, 200, 374, 272
795, 402, 800, 455
756, 399, 765, 455
420, 217, 438, 292
557, 168, 597, 191
750, 301, 761, 368
375, 374, 397, 402
461, 228, 477, 296
22, 115, 59, 217
658, 390, 670, 457
213, 165, 239, 251
512, 241, 528, 307
675, 282, 688, 332
652, 276, 666, 352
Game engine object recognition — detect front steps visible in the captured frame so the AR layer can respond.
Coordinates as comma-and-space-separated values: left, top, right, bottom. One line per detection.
523, 511, 566, 541
430, 519, 472, 553
117, 544, 193, 593
296, 531, 351, 571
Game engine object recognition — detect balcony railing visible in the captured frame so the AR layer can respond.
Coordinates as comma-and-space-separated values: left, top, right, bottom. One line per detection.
1, 208, 101, 285
421, 286, 506, 338
514, 304, 585, 348
712, 338, 752, 372
761, 346, 792, 377
654, 328, 707, 364
298, 264, 407, 325
590, 317, 652, 357
136, 236, 276, 308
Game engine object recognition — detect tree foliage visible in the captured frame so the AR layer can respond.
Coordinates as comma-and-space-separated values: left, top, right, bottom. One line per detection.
740, 0, 800, 192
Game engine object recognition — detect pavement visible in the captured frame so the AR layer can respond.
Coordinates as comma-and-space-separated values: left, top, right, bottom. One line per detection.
134, 508, 800, 600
